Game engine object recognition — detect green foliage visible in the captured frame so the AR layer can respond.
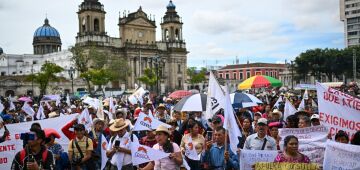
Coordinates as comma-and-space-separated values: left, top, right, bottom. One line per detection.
294, 46, 360, 82
27, 62, 64, 95
187, 67, 207, 85
81, 69, 114, 86
138, 68, 157, 89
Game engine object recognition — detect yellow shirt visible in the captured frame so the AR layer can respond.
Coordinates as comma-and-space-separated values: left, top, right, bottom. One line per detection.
68, 136, 93, 158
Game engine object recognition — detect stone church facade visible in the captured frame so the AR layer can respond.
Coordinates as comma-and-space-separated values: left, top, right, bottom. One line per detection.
75, 0, 188, 93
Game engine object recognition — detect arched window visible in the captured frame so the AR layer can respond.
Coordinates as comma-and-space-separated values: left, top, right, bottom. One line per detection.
175, 29, 179, 40
82, 18, 86, 33
165, 29, 169, 41
94, 18, 99, 32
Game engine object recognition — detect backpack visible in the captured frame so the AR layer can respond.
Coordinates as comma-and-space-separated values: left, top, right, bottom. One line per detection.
19, 149, 48, 166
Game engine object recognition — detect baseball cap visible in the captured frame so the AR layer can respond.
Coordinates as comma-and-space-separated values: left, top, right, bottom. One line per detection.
257, 118, 268, 125
310, 114, 320, 120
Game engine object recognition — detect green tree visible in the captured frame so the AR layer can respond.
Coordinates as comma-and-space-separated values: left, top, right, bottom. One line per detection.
138, 68, 157, 90
81, 69, 114, 95
27, 62, 64, 95
187, 67, 207, 85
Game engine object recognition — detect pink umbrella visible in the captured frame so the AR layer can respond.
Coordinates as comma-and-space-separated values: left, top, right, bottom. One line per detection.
18, 96, 32, 102
169, 90, 192, 99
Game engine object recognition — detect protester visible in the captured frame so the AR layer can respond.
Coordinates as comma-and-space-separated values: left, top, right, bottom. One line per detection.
310, 114, 320, 126
45, 132, 68, 170
351, 130, 360, 145
0, 120, 9, 143
269, 109, 282, 122
201, 127, 239, 170
88, 118, 106, 169
285, 115, 299, 128
68, 124, 94, 170
172, 111, 183, 131
106, 118, 133, 170
180, 120, 205, 170
140, 125, 183, 170
168, 120, 182, 146
243, 118, 277, 150
155, 104, 170, 122
11, 128, 55, 170
298, 116, 311, 128
268, 121, 282, 150
274, 135, 310, 163
238, 116, 254, 149
335, 130, 349, 144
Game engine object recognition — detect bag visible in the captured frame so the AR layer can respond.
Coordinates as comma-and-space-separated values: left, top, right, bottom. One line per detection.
261, 138, 268, 150
20, 148, 48, 166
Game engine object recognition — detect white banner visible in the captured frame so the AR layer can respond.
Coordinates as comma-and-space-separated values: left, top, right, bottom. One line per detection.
0, 114, 76, 169
279, 125, 328, 165
323, 140, 360, 170
130, 135, 170, 165
205, 71, 224, 120
239, 149, 278, 170
133, 113, 171, 131
316, 82, 360, 138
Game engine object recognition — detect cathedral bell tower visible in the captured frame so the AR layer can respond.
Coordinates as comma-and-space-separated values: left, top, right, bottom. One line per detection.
161, 1, 184, 42
76, 0, 108, 46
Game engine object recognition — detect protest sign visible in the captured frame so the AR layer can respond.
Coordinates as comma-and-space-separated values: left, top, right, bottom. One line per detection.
131, 135, 170, 165
316, 82, 360, 138
133, 113, 171, 131
323, 140, 360, 170
239, 149, 278, 170
0, 114, 76, 170
255, 162, 319, 170
279, 125, 327, 165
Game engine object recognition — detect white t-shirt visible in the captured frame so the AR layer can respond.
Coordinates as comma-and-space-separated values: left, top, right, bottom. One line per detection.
106, 132, 132, 166
153, 142, 181, 170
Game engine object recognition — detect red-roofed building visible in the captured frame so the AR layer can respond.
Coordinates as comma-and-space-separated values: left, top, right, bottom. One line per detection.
216, 62, 286, 91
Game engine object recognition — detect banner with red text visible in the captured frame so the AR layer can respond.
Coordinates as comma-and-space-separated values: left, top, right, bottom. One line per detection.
316, 82, 360, 138
0, 114, 76, 169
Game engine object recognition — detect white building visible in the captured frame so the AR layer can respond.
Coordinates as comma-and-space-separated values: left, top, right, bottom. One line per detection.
340, 0, 360, 47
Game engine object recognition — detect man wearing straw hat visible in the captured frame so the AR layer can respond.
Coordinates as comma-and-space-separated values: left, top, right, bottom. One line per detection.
106, 118, 133, 170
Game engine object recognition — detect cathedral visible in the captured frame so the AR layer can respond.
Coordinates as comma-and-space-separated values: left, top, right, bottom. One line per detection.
75, 0, 188, 93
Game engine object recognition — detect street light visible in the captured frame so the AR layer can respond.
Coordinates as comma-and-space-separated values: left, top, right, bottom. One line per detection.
68, 67, 75, 94
287, 61, 294, 89
151, 56, 162, 95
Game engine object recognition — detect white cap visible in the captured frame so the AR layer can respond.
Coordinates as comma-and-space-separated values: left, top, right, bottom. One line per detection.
257, 118, 268, 125
310, 114, 320, 120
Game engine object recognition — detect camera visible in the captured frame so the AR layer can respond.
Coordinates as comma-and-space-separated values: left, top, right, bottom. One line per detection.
20, 133, 35, 141
114, 140, 120, 147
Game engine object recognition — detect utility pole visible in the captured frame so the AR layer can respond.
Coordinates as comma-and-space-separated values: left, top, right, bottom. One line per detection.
353, 49, 357, 82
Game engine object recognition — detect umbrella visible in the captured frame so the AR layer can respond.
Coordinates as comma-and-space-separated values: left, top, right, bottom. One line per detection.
18, 96, 32, 102
238, 75, 282, 90
43, 128, 61, 139
173, 93, 207, 112
230, 92, 263, 109
188, 89, 200, 94
169, 90, 192, 99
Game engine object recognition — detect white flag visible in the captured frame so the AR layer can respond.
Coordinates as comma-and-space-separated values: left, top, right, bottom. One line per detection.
109, 97, 116, 114
100, 134, 108, 170
284, 99, 297, 120
273, 96, 283, 109
36, 104, 45, 120
0, 102, 4, 113
103, 110, 114, 120
205, 71, 225, 120
184, 136, 200, 160
66, 94, 71, 107
97, 97, 104, 120
223, 86, 242, 154
298, 98, 305, 111
83, 97, 100, 109
133, 113, 171, 131
8, 95, 16, 111
312, 99, 318, 107
78, 108, 93, 131
131, 135, 170, 165
303, 89, 309, 100
22, 102, 35, 116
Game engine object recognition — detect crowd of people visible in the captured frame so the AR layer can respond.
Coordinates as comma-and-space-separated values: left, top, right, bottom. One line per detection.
0, 86, 360, 170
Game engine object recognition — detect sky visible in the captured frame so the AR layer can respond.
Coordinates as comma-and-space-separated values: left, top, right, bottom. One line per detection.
0, 0, 344, 68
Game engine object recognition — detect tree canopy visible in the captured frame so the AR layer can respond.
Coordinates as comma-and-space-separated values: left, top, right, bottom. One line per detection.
187, 67, 207, 85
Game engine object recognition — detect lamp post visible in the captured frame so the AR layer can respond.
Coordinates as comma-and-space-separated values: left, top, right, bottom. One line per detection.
68, 67, 75, 94
152, 56, 161, 95
290, 61, 294, 89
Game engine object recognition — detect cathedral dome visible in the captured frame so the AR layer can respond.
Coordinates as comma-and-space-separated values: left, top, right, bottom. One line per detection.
167, 1, 176, 9
33, 18, 60, 38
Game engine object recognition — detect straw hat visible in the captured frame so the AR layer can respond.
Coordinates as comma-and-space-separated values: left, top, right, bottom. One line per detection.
157, 104, 166, 109
109, 118, 129, 132
155, 125, 170, 136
